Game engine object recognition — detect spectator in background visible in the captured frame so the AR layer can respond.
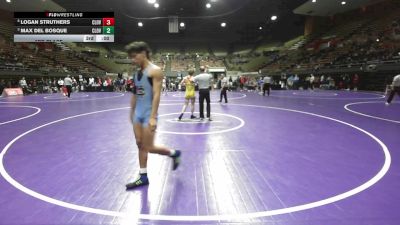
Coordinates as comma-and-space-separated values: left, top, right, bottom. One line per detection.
57, 78, 64, 93
280, 73, 287, 89
287, 75, 294, 90
102, 78, 109, 91
386, 74, 400, 105
305, 75, 310, 90
327, 76, 335, 90
37, 77, 45, 93
88, 76, 94, 86
228, 76, 233, 91
31, 79, 37, 93
162, 77, 167, 95
46, 78, 52, 93
51, 78, 57, 93
240, 76, 246, 91
343, 74, 351, 90
82, 77, 88, 89
219, 74, 228, 103
175, 80, 179, 91
78, 75, 84, 90
96, 77, 102, 91
258, 77, 264, 91
320, 75, 325, 85
293, 75, 300, 90
250, 78, 258, 91
309, 74, 315, 91
64, 75, 73, 98
72, 77, 77, 92
113, 78, 119, 92
120, 76, 126, 92
126, 78, 133, 92
79, 75, 86, 92
88, 76, 94, 91
353, 74, 359, 91
19, 77, 28, 95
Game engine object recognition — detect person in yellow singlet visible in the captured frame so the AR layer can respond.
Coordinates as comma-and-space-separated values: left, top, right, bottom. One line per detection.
178, 68, 197, 121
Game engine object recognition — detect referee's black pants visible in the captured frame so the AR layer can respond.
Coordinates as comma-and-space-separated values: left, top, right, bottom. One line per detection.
199, 88, 211, 118
263, 83, 270, 96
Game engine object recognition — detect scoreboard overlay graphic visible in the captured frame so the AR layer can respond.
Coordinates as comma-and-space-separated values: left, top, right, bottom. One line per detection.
13, 12, 114, 42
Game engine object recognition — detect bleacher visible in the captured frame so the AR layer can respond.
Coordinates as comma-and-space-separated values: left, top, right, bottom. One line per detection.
257, 6, 400, 74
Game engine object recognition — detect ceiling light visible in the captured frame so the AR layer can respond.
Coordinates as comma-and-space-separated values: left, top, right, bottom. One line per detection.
221, 22, 226, 27
147, 0, 156, 4
154, 3, 159, 8
259, 26, 263, 30
180, 22, 185, 27
206, 3, 212, 8
312, 0, 316, 2
271, 15, 277, 21
138, 22, 143, 27
6, 0, 11, 3
341, 1, 346, 5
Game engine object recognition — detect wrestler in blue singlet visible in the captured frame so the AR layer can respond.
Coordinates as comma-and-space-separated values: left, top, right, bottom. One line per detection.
132, 63, 157, 127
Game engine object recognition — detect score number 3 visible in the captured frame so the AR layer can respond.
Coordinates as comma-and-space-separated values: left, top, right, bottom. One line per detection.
102, 18, 115, 26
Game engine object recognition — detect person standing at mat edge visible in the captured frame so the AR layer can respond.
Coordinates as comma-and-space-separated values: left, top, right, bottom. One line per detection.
64, 75, 73, 98
219, 74, 228, 103
194, 66, 213, 121
386, 74, 400, 105
125, 42, 181, 190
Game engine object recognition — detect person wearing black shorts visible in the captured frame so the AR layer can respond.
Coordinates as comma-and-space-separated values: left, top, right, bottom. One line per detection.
263, 75, 271, 96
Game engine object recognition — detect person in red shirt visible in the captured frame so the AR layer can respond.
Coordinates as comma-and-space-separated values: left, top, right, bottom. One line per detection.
240, 76, 246, 91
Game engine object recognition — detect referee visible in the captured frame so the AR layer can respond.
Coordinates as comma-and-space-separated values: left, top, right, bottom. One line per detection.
263, 75, 272, 96
194, 66, 213, 121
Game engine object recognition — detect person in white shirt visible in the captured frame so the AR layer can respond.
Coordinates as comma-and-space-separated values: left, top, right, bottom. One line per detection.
386, 74, 400, 105
263, 75, 272, 96
19, 77, 28, 95
89, 77, 95, 86
219, 74, 228, 103
320, 75, 325, 84
88, 77, 95, 91
309, 74, 315, 90
57, 78, 64, 93
162, 77, 167, 95
64, 75, 73, 98
78, 75, 84, 92
193, 66, 213, 120
70, 77, 77, 92
19, 77, 27, 87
